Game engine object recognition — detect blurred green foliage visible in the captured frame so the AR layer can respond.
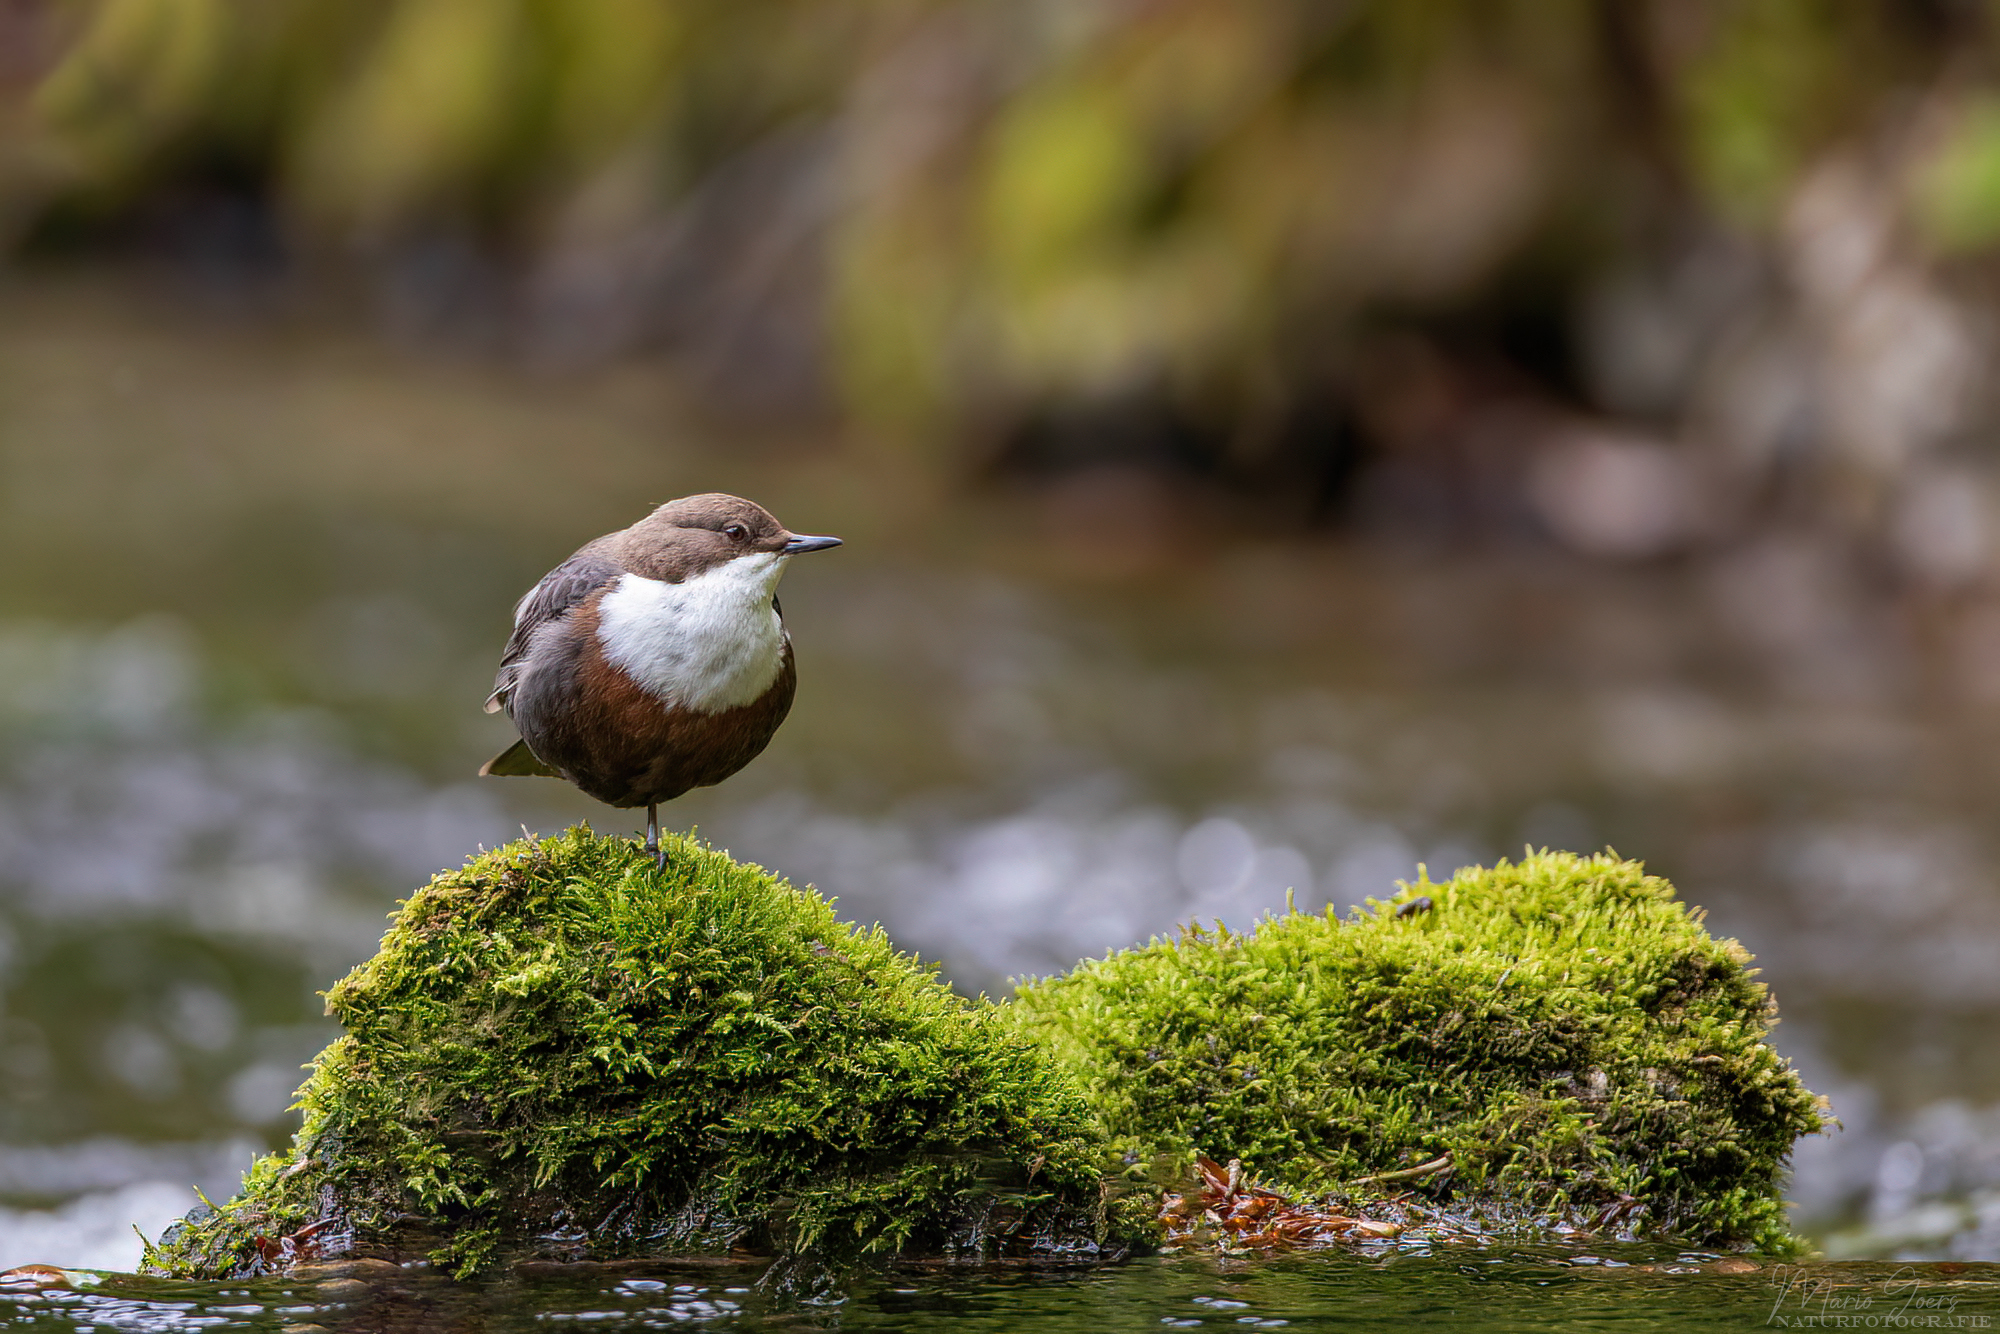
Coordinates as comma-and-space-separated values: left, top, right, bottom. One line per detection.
9, 0, 1993, 437
1918, 95, 2000, 251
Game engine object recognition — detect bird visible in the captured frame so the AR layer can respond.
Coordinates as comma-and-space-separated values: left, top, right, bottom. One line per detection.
479, 493, 842, 867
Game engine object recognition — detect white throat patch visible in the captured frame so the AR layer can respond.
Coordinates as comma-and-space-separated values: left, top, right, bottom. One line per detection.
595, 554, 789, 714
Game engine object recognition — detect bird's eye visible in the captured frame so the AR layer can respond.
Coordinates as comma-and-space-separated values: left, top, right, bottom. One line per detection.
723, 523, 749, 542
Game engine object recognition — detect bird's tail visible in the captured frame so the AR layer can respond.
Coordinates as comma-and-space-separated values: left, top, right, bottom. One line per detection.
480, 739, 559, 778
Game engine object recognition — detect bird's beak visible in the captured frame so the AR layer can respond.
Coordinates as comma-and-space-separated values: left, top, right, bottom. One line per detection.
782, 534, 844, 555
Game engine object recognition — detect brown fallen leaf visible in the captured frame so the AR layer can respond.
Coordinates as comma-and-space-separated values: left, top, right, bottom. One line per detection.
1164, 1156, 1402, 1251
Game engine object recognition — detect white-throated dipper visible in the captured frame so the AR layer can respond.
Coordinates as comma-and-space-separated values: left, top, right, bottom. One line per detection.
479, 493, 842, 866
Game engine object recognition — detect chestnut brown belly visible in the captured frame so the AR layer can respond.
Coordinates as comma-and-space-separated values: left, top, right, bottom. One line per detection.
514, 625, 797, 809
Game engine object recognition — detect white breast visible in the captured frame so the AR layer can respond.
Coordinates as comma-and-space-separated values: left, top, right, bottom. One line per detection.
595, 554, 790, 714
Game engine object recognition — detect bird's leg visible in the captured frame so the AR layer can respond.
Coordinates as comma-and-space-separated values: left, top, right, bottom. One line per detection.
644, 803, 666, 871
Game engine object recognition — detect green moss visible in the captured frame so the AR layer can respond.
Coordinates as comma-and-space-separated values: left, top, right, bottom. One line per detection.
146, 825, 1128, 1279
1010, 850, 1828, 1253
148, 838, 1825, 1278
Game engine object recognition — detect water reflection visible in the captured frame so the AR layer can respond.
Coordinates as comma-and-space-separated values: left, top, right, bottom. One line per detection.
2, 1249, 1996, 1333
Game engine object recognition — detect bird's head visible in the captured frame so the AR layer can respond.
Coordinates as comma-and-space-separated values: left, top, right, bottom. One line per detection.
623, 493, 842, 583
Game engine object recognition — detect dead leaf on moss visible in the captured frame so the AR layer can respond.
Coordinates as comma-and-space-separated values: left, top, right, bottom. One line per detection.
1160, 1157, 1403, 1251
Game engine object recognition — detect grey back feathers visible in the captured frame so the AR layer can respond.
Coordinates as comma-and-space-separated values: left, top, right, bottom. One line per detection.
483, 542, 622, 715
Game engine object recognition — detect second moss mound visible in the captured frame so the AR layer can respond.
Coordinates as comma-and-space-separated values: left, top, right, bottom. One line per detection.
148, 826, 1127, 1278
1011, 850, 1828, 1252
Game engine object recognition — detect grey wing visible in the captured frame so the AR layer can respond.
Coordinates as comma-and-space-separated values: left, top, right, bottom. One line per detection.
483, 545, 621, 715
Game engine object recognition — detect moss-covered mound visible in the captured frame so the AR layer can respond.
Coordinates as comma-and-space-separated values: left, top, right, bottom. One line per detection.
1011, 851, 1827, 1252
146, 826, 1128, 1279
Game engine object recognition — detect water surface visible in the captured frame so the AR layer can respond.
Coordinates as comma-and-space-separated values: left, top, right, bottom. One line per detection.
8, 1249, 1999, 1332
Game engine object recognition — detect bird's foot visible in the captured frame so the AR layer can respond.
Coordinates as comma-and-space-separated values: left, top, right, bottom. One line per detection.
642, 803, 667, 873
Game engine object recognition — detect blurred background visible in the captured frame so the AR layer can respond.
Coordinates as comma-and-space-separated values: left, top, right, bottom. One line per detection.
0, 0, 1997, 1268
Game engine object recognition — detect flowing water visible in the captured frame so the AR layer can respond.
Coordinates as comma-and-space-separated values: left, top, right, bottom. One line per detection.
3, 274, 2000, 1288
5, 1249, 2000, 1332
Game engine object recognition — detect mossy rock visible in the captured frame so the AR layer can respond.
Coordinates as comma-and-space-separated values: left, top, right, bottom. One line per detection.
145, 826, 1132, 1280
1011, 850, 1828, 1252
148, 836, 1824, 1278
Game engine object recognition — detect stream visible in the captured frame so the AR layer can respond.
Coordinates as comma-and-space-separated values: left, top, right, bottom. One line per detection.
1, 275, 1997, 1277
